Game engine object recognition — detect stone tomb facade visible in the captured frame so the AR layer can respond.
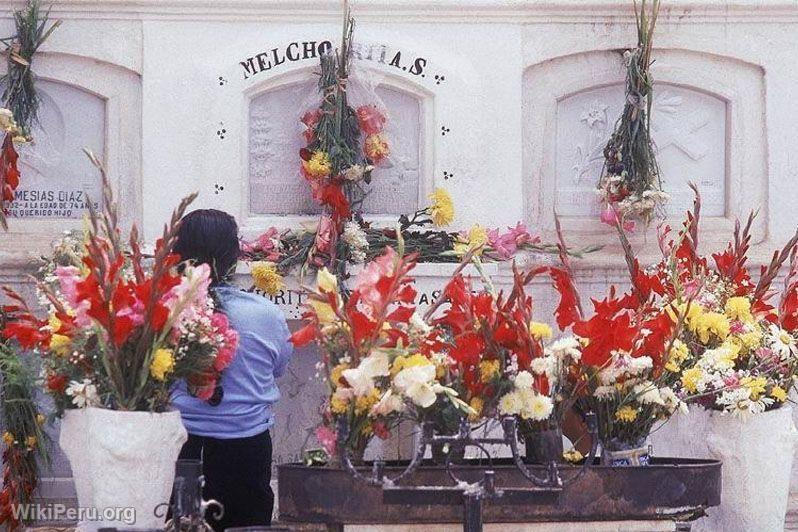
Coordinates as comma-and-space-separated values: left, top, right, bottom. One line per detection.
1, 0, 798, 520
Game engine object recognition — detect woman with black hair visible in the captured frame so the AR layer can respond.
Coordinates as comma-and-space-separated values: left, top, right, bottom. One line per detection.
171, 209, 293, 531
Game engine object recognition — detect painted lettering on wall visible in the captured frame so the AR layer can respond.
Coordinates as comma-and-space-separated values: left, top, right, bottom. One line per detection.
239, 40, 428, 80
9, 188, 98, 219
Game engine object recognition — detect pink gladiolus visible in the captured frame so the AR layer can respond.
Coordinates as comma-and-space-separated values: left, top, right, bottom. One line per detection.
55, 266, 93, 327
314, 216, 335, 256
356, 105, 386, 136
355, 247, 397, 316
600, 204, 635, 232
315, 425, 337, 456
243, 228, 281, 261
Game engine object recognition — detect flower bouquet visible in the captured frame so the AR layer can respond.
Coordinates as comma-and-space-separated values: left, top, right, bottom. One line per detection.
290, 242, 469, 464
550, 218, 687, 465
0, 154, 238, 530
0, 109, 22, 231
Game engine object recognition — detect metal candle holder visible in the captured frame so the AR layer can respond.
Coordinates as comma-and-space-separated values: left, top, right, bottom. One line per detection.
336, 412, 599, 532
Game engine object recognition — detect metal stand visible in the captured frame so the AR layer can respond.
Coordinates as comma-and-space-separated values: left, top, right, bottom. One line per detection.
338, 414, 599, 532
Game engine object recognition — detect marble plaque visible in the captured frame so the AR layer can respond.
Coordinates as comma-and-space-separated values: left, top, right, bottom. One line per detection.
555, 84, 727, 218
8, 80, 105, 219
248, 81, 421, 216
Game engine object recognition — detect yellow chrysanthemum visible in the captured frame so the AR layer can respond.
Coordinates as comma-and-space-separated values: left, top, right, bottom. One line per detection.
150, 348, 175, 382
2, 432, 14, 446
725, 296, 754, 323
427, 188, 455, 227
614, 405, 639, 423
330, 363, 350, 387
721, 337, 742, 360
562, 449, 584, 464
302, 150, 332, 179
364, 134, 390, 161
455, 225, 489, 256
316, 267, 338, 293
479, 359, 501, 383
681, 367, 704, 394
49, 334, 72, 357
665, 339, 690, 372
529, 322, 553, 341
740, 376, 767, 401
739, 330, 762, 351
25, 436, 37, 449
468, 397, 484, 422
36, 413, 45, 425
694, 312, 730, 344
330, 392, 350, 414
355, 388, 381, 415
771, 385, 788, 402
391, 353, 431, 377
251, 261, 283, 296
668, 301, 702, 327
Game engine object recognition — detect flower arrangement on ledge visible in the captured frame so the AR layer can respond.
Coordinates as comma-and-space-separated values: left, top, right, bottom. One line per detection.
659, 189, 798, 418
1, 153, 239, 413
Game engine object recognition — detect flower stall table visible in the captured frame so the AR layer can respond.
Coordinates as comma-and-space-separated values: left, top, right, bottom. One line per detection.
277, 458, 721, 531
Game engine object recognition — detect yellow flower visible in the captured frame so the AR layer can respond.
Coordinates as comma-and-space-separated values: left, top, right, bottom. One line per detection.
391, 353, 431, 376
615, 405, 639, 423
427, 188, 455, 227
36, 413, 45, 425
668, 301, 702, 328
681, 367, 704, 394
738, 330, 762, 351
725, 296, 753, 323
694, 312, 730, 344
251, 261, 283, 296
771, 385, 788, 402
25, 436, 37, 449
316, 267, 338, 293
720, 337, 742, 360
563, 448, 584, 464
302, 150, 332, 179
330, 363, 350, 387
455, 225, 489, 256
529, 322, 553, 341
330, 391, 350, 414
355, 388, 381, 415
740, 376, 767, 401
48, 314, 62, 333
49, 334, 72, 357
150, 348, 175, 382
364, 134, 390, 161
309, 299, 337, 325
665, 339, 689, 372
479, 359, 501, 383
468, 397, 484, 422
2, 432, 14, 446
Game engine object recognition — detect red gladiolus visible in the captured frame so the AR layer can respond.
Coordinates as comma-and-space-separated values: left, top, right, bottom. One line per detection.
290, 323, 317, 347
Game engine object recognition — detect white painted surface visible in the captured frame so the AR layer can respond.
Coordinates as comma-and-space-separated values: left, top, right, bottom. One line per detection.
345, 522, 676, 532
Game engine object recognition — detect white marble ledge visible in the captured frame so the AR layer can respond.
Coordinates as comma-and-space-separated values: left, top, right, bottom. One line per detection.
236, 260, 500, 278
5, 0, 798, 23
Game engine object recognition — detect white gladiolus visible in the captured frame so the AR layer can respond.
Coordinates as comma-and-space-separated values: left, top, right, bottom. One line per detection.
65, 379, 100, 408
393, 364, 439, 408
371, 390, 405, 416
341, 351, 391, 396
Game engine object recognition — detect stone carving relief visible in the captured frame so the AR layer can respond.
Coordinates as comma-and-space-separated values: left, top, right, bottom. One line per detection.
249, 81, 422, 217
8, 80, 105, 219
556, 83, 727, 219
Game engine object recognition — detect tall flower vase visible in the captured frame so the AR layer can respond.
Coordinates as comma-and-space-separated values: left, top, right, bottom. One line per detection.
59, 408, 188, 531
652, 405, 798, 531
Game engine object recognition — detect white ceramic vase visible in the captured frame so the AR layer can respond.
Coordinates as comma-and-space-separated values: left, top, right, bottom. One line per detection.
59, 407, 188, 531
651, 405, 798, 532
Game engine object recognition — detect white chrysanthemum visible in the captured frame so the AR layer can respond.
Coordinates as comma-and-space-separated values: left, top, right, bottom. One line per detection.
659, 386, 688, 415
633, 381, 665, 405
498, 391, 522, 416
767, 324, 798, 360
547, 337, 581, 361
626, 355, 653, 375
698, 346, 736, 371
65, 379, 100, 408
530, 358, 548, 376
514, 371, 534, 390
593, 385, 616, 400
518, 390, 554, 421
343, 221, 369, 249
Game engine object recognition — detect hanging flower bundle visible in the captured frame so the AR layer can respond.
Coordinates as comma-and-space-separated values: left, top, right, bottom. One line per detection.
0, 111, 22, 231
597, 0, 668, 228
0, 154, 239, 413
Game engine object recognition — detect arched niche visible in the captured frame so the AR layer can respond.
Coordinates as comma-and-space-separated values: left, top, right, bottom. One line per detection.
523, 48, 766, 259
0, 52, 142, 268
244, 67, 432, 227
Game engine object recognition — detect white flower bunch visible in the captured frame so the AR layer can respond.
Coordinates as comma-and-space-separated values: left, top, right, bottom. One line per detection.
342, 221, 370, 263
498, 371, 554, 422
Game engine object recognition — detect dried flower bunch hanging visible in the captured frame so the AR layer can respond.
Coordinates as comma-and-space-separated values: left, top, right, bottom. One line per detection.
597, 0, 668, 228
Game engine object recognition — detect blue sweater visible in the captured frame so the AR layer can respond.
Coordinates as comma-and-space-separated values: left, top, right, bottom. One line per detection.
171, 285, 293, 439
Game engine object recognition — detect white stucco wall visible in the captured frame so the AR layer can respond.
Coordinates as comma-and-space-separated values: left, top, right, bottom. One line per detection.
2, 0, 798, 518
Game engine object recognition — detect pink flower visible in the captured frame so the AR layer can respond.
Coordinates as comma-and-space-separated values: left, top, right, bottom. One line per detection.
242, 227, 282, 261
723, 374, 740, 388
682, 279, 701, 299
600, 204, 635, 232
315, 425, 337, 456
314, 215, 335, 256
356, 105, 386, 136
487, 228, 517, 260
55, 266, 92, 327
355, 247, 397, 316
730, 320, 746, 335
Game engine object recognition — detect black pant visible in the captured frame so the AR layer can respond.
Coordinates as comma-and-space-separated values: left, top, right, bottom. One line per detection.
179, 430, 274, 532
